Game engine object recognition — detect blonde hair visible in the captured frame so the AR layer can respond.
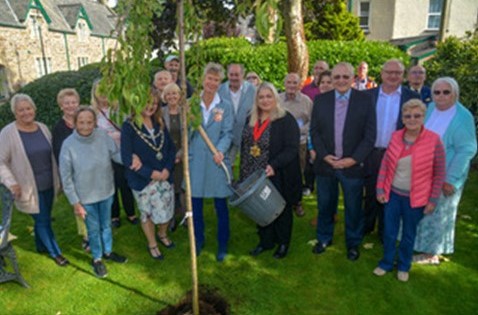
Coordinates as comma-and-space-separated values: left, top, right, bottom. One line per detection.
57, 88, 80, 107
249, 82, 286, 127
161, 82, 181, 103
402, 99, 426, 114
10, 93, 36, 114
203, 62, 225, 81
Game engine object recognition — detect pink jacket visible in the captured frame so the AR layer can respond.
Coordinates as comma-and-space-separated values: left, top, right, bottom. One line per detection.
376, 127, 445, 208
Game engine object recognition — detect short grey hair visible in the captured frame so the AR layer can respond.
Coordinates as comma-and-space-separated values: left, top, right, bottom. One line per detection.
332, 62, 355, 77
227, 63, 245, 75
154, 70, 172, 82
203, 62, 225, 81
10, 93, 36, 114
382, 59, 405, 72
431, 77, 460, 103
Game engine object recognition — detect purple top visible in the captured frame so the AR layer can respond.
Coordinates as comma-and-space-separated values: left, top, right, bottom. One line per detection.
301, 82, 320, 102
334, 95, 350, 158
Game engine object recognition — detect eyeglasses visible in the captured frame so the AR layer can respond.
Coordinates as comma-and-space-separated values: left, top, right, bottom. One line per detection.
403, 114, 423, 120
410, 71, 425, 75
333, 75, 351, 80
433, 90, 451, 95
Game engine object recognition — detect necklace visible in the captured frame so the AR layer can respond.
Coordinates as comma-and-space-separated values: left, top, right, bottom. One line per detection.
250, 118, 270, 157
130, 121, 165, 160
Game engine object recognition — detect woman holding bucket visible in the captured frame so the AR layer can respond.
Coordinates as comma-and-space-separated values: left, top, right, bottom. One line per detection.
240, 82, 301, 259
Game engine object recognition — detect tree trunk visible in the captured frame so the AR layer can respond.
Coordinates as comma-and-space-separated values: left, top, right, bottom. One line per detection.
281, 0, 309, 80
265, 6, 277, 44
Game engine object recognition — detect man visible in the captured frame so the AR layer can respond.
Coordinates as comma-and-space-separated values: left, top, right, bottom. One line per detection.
310, 62, 376, 261
364, 59, 420, 240
352, 61, 377, 90
301, 60, 329, 102
279, 73, 313, 217
218, 63, 256, 163
164, 55, 194, 98
407, 64, 432, 104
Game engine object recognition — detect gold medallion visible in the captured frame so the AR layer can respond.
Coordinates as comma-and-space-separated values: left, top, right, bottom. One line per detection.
250, 144, 261, 157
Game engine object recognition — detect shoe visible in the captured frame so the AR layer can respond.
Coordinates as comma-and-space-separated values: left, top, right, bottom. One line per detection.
92, 259, 108, 278
302, 188, 311, 196
414, 254, 440, 265
81, 239, 90, 252
103, 252, 127, 263
157, 234, 176, 249
273, 244, 288, 259
294, 204, 305, 217
249, 245, 273, 257
347, 247, 360, 261
147, 246, 164, 260
373, 267, 387, 276
111, 218, 121, 228
397, 271, 409, 282
54, 255, 70, 267
216, 251, 227, 262
126, 216, 139, 225
312, 241, 331, 254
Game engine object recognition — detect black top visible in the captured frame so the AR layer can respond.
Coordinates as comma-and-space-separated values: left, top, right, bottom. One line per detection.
52, 118, 73, 163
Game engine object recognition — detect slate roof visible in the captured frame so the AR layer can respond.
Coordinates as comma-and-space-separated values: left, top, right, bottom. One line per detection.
0, 0, 117, 37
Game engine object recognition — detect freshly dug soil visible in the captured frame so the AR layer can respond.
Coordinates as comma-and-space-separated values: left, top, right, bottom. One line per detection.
158, 286, 230, 315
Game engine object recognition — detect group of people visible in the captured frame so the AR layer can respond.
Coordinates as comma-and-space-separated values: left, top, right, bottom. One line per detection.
0, 55, 476, 282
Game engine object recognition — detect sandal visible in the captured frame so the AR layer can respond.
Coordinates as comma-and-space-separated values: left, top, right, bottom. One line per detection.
148, 246, 164, 260
157, 234, 176, 249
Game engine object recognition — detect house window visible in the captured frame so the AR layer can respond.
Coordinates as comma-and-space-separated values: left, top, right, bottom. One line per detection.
0, 65, 9, 100
428, 0, 443, 30
29, 15, 41, 39
35, 57, 52, 78
78, 20, 88, 42
359, 2, 370, 31
77, 57, 89, 68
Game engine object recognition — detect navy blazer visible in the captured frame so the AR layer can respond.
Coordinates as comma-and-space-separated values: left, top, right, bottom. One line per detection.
310, 89, 376, 178
367, 86, 420, 130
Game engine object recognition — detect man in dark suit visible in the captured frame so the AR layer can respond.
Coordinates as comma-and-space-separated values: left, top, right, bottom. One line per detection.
310, 62, 376, 261
407, 64, 432, 104
363, 59, 420, 241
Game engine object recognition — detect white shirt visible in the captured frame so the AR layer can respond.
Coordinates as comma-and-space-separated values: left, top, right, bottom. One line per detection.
229, 84, 243, 114
200, 93, 221, 123
375, 86, 402, 148
425, 104, 457, 138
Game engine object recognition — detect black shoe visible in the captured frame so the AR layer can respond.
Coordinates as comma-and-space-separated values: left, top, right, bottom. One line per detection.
273, 244, 289, 259
103, 252, 127, 263
347, 247, 360, 261
312, 241, 331, 254
54, 255, 70, 267
147, 246, 164, 260
126, 216, 139, 225
249, 245, 272, 257
92, 259, 107, 278
111, 218, 121, 228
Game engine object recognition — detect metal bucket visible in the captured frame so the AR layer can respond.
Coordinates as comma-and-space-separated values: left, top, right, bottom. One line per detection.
229, 170, 286, 227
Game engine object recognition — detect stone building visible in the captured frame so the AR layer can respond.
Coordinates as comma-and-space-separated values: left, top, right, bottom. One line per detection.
0, 0, 118, 101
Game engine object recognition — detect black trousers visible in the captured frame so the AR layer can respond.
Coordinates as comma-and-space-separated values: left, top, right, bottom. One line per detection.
111, 161, 136, 219
258, 204, 293, 248
303, 149, 315, 191
363, 148, 386, 239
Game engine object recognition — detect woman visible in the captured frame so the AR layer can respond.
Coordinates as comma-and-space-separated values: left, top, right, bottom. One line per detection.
121, 94, 176, 260
413, 77, 477, 264
241, 82, 301, 259
189, 62, 233, 262
0, 94, 68, 266
60, 106, 127, 278
161, 83, 184, 231
318, 70, 333, 94
246, 71, 261, 87
374, 99, 445, 282
153, 70, 173, 106
52, 88, 89, 251
91, 80, 138, 227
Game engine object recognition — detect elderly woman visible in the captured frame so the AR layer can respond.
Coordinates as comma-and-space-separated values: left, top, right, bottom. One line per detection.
0, 94, 68, 266
60, 106, 127, 278
51, 88, 89, 251
91, 80, 138, 227
161, 83, 184, 231
189, 62, 233, 262
374, 99, 446, 282
241, 82, 301, 259
121, 93, 176, 260
413, 77, 477, 265
153, 70, 173, 106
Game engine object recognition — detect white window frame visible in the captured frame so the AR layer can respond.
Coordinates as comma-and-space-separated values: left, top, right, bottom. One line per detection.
35, 57, 52, 78
77, 57, 89, 69
427, 0, 443, 30
359, 1, 370, 32
0, 65, 9, 100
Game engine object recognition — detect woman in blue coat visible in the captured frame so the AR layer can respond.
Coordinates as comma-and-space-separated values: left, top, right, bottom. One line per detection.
189, 62, 233, 262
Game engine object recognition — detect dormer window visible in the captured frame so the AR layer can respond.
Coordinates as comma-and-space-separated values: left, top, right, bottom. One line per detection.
78, 20, 88, 42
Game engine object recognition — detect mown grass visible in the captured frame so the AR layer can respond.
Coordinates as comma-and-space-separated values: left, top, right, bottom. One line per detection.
1, 172, 477, 315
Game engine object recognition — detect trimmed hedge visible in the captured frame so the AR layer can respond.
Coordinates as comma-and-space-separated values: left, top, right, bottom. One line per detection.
185, 37, 409, 88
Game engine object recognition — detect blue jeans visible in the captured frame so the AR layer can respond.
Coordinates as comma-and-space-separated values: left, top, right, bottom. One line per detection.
192, 197, 229, 252
31, 189, 62, 258
316, 171, 364, 248
379, 191, 424, 272
83, 196, 114, 260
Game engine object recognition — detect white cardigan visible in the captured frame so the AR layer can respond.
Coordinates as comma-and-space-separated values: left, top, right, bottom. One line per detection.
0, 122, 60, 214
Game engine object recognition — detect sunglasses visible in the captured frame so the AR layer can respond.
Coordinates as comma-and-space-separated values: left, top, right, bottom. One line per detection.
403, 114, 423, 120
333, 75, 351, 80
433, 90, 451, 95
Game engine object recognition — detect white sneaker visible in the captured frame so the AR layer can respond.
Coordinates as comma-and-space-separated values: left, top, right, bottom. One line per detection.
373, 267, 387, 276
302, 188, 311, 196
397, 271, 409, 282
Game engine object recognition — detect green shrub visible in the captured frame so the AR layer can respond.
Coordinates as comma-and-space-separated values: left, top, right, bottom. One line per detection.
0, 67, 100, 130
185, 37, 409, 89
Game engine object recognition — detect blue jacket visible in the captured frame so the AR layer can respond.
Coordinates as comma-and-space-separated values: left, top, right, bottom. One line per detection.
425, 102, 477, 189
121, 120, 176, 191
218, 81, 256, 147
189, 96, 233, 198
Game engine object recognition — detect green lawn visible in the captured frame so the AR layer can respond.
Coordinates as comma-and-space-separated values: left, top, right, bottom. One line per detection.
1, 172, 477, 315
